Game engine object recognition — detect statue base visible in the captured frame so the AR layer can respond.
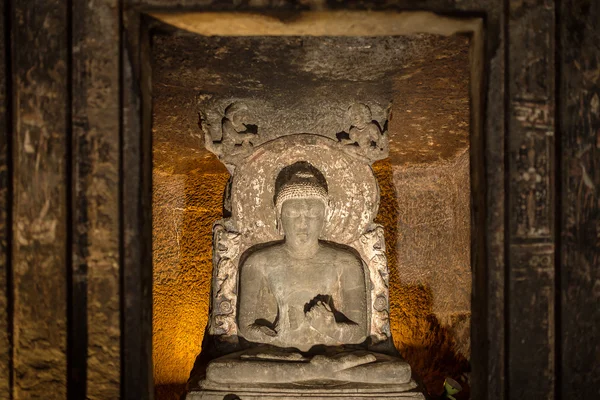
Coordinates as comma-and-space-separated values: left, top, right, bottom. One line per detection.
186, 347, 427, 400
187, 380, 425, 399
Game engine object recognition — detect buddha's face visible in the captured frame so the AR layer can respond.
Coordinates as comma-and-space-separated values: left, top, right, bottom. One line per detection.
280, 198, 326, 249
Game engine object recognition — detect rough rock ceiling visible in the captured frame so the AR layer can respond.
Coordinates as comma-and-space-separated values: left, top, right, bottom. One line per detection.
152, 25, 470, 172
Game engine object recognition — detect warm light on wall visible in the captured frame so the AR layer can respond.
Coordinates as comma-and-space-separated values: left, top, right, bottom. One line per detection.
152, 159, 469, 399
152, 167, 229, 388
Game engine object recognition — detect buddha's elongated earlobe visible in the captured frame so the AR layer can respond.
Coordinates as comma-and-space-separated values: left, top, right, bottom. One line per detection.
325, 200, 333, 223
276, 215, 284, 236
320, 202, 332, 239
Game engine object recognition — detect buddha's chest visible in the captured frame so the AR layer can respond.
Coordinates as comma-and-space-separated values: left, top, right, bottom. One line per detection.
267, 262, 340, 304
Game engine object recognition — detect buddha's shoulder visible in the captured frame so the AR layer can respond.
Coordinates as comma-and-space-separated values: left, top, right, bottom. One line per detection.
318, 243, 362, 265
242, 243, 287, 267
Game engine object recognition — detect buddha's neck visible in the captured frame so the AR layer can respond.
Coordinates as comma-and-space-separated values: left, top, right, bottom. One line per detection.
284, 241, 320, 260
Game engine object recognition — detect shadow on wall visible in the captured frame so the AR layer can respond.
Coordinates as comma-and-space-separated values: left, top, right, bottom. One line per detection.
373, 160, 470, 399
152, 158, 470, 400
155, 384, 187, 400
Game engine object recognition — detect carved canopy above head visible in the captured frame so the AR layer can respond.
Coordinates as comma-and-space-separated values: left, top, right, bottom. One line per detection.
231, 134, 380, 245
200, 99, 390, 172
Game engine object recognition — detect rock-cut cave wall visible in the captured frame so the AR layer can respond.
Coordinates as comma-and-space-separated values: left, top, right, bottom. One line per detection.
151, 24, 471, 400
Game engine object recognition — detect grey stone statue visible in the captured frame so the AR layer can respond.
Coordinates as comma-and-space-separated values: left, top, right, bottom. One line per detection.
188, 131, 422, 399
237, 162, 367, 351
190, 162, 421, 399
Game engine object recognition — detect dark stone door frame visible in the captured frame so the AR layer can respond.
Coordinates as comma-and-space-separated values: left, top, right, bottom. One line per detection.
1, 1, 598, 399
121, 4, 501, 399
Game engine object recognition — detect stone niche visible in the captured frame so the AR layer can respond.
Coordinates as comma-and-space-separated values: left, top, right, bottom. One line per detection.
151, 14, 471, 400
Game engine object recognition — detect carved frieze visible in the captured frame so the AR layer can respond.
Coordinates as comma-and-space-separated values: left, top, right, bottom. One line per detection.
201, 101, 390, 172
338, 103, 389, 161
209, 223, 241, 339
512, 99, 554, 240
355, 225, 392, 343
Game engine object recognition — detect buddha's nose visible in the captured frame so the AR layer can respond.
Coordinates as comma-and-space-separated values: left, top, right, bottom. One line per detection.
298, 214, 308, 227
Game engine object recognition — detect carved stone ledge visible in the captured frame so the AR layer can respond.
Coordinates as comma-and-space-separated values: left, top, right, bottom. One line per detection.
201, 101, 390, 171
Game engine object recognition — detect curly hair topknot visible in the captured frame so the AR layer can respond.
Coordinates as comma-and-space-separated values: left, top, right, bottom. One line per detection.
274, 161, 329, 215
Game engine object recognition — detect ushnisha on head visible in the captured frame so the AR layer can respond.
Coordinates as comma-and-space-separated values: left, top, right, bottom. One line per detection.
273, 162, 330, 250
274, 162, 329, 216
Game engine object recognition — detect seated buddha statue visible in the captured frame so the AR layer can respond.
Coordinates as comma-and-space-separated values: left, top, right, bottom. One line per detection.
202, 161, 412, 387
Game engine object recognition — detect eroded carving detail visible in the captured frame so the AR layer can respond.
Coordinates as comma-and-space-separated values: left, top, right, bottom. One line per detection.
357, 225, 391, 343
340, 103, 389, 161
515, 131, 552, 238
514, 100, 553, 131
209, 223, 241, 337
513, 98, 554, 239
207, 102, 260, 165
202, 101, 391, 170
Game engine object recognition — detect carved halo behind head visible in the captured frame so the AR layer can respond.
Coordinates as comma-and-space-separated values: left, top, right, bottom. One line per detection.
231, 134, 380, 245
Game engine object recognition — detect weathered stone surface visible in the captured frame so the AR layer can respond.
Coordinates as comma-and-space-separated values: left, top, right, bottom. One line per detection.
373, 161, 470, 394
72, 0, 121, 396
152, 165, 229, 386
507, 1, 558, 399
391, 150, 471, 357
151, 11, 477, 38
230, 135, 380, 245
0, 0, 9, 396
205, 349, 412, 385
354, 225, 392, 343
389, 40, 469, 166
151, 27, 470, 171
237, 210, 368, 351
5, 3, 593, 400
559, 1, 600, 398
121, 10, 154, 397
160, 33, 434, 140
151, 159, 471, 398
393, 150, 471, 317
190, 393, 423, 400
189, 387, 424, 400
193, 138, 415, 394
12, 1, 68, 397
203, 100, 390, 168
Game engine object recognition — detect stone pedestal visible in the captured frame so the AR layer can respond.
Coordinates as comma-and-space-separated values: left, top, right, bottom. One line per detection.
189, 364, 424, 400
187, 383, 425, 400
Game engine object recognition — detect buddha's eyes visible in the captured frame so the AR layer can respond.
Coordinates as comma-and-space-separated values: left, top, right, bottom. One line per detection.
283, 209, 301, 218
306, 208, 322, 217
282, 207, 322, 218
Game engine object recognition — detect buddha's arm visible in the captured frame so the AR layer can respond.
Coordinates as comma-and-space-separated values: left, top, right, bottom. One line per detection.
334, 257, 368, 343
238, 259, 278, 344
307, 257, 367, 344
